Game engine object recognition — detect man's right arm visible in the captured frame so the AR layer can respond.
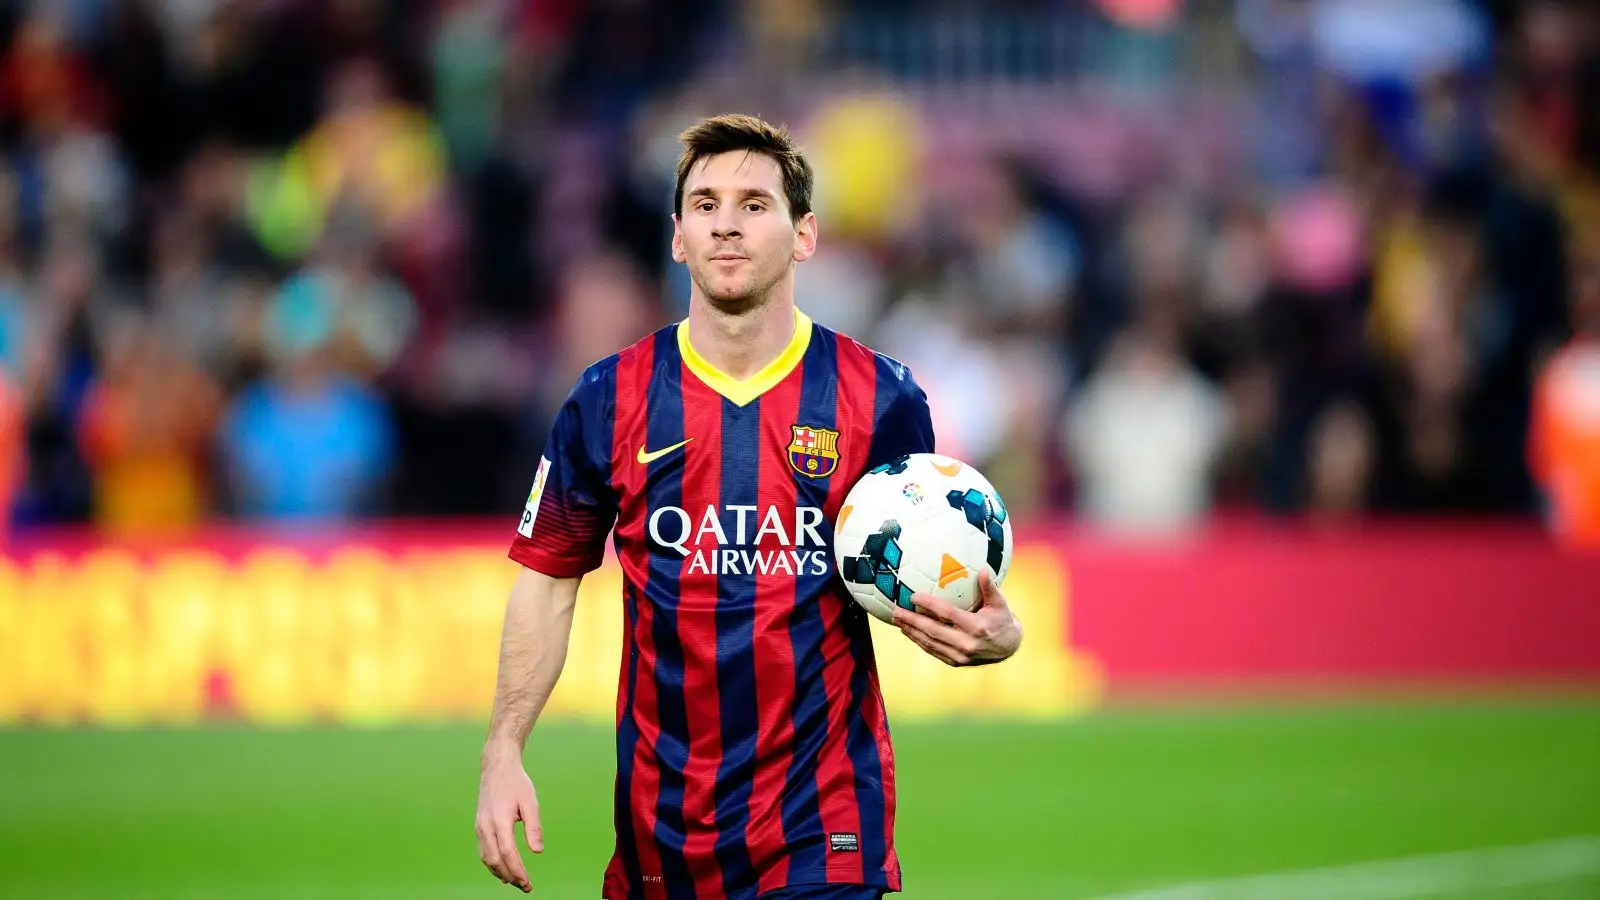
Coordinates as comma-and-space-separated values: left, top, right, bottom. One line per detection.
484, 566, 582, 755
476, 566, 582, 893
481, 361, 618, 892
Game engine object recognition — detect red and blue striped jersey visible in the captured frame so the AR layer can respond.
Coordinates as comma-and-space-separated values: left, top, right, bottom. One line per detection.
508, 308, 934, 899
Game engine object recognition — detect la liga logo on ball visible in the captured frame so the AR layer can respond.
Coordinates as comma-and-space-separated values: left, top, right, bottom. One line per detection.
788, 424, 840, 478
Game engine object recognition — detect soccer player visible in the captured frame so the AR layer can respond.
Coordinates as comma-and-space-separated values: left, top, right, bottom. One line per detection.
475, 114, 1024, 899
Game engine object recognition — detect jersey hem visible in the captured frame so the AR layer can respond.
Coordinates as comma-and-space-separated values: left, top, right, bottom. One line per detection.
599, 868, 900, 899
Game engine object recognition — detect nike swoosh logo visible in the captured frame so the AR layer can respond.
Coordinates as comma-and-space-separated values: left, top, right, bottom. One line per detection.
637, 439, 693, 465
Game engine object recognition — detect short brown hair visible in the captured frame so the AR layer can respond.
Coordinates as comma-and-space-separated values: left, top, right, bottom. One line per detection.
674, 114, 814, 222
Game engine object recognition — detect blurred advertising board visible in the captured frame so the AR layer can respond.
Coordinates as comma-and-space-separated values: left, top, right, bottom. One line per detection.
0, 524, 1099, 726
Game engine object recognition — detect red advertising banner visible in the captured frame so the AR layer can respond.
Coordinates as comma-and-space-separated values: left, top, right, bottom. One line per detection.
1058, 520, 1600, 691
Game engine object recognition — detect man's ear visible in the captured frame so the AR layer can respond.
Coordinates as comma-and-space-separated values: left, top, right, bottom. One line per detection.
671, 214, 687, 264
792, 211, 817, 263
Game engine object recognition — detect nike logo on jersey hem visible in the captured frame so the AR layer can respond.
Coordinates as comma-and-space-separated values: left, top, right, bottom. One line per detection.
637, 439, 692, 464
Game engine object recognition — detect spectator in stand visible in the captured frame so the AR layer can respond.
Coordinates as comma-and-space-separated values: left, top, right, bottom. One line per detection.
1063, 317, 1231, 535
0, 10, 107, 144
268, 209, 418, 383
0, 367, 22, 541
77, 313, 221, 535
219, 214, 406, 521
218, 334, 395, 522
1529, 238, 1600, 550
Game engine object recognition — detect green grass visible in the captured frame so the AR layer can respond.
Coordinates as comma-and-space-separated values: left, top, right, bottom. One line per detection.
2, 704, 1598, 899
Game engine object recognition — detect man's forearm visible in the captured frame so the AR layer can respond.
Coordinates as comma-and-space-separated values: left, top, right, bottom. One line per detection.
483, 569, 580, 764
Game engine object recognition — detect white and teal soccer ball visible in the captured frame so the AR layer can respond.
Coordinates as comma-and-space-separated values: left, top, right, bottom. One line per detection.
833, 453, 1013, 623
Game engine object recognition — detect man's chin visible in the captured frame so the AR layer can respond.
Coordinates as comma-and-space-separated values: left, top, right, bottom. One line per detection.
705, 297, 762, 316
702, 283, 764, 315
692, 264, 787, 315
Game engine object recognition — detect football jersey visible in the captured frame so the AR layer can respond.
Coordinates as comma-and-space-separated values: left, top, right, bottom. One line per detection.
508, 308, 934, 899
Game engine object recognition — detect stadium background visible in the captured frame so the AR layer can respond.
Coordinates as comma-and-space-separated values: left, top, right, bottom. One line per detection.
2, 0, 1599, 897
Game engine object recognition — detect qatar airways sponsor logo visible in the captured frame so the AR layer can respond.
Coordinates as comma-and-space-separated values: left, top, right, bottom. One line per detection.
647, 504, 831, 576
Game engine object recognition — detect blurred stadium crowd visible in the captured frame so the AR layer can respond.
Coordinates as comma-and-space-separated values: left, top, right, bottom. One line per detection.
0, 0, 1596, 539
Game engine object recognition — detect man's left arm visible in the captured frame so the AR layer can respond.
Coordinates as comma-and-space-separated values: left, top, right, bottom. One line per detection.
873, 368, 1022, 667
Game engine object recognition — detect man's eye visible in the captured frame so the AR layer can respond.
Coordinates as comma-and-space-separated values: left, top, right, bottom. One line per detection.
745, 203, 764, 212
698, 202, 715, 212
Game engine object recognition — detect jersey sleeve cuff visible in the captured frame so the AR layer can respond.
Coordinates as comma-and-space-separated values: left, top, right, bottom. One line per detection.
507, 540, 601, 579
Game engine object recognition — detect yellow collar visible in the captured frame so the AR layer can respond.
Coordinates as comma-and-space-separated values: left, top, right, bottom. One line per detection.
678, 308, 813, 407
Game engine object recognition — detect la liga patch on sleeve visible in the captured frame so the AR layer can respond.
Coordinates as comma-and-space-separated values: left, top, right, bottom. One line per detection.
518, 456, 551, 538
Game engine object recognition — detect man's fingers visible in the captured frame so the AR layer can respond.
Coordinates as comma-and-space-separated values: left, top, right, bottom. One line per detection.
495, 818, 531, 892
521, 798, 544, 854
478, 819, 514, 886
894, 605, 980, 656
478, 766, 540, 891
475, 820, 500, 874
908, 629, 968, 666
899, 623, 970, 666
910, 593, 978, 630
977, 569, 1009, 610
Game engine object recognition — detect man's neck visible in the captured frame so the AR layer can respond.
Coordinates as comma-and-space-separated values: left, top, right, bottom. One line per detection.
685, 295, 797, 381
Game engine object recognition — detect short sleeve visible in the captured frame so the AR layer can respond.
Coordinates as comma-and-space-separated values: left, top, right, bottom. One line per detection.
867, 361, 936, 468
508, 381, 618, 578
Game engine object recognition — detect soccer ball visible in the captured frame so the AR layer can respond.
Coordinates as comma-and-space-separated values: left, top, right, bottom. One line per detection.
833, 453, 1013, 623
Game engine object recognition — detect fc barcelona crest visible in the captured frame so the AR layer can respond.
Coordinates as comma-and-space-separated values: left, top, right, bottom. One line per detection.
788, 424, 841, 478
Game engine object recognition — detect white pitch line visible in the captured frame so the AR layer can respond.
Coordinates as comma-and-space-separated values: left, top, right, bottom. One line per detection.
1082, 836, 1600, 900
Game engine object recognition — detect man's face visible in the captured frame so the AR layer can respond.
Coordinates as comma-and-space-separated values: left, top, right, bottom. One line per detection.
673, 151, 816, 314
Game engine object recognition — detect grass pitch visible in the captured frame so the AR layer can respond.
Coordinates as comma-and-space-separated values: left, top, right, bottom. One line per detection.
2, 704, 1598, 899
